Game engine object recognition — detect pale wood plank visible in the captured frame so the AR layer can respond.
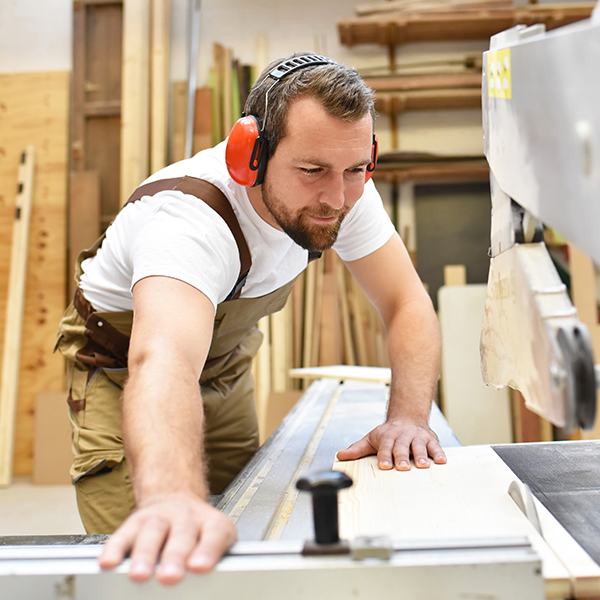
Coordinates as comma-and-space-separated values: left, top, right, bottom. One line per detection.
333, 445, 600, 599
0, 147, 35, 486
121, 0, 150, 202
336, 259, 356, 366
290, 365, 391, 384
439, 284, 512, 445
223, 46, 233, 135
319, 252, 343, 366
443, 264, 467, 286
253, 316, 271, 444
302, 261, 317, 369
192, 87, 213, 154
291, 273, 305, 378
312, 257, 325, 366
270, 303, 290, 393
150, 0, 170, 172
171, 80, 187, 163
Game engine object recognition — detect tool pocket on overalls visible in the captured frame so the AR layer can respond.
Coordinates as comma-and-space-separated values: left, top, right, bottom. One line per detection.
68, 366, 127, 483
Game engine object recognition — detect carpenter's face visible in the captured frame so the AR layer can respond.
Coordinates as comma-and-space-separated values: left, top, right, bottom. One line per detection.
254, 96, 373, 252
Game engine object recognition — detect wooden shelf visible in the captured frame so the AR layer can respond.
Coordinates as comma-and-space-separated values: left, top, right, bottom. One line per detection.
364, 72, 481, 91
339, 5, 595, 46
376, 87, 481, 113
373, 155, 489, 184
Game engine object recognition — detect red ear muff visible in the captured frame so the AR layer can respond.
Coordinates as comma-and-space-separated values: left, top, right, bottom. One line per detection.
226, 115, 269, 187
365, 133, 378, 182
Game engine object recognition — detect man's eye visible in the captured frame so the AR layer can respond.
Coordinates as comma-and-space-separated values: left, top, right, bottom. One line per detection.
300, 168, 322, 175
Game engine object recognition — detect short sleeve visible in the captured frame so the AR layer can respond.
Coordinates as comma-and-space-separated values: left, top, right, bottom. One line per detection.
130, 194, 240, 309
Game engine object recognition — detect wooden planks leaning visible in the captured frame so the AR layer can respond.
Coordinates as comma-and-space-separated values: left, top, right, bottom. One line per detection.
0, 71, 69, 476
0, 147, 35, 486
334, 446, 600, 599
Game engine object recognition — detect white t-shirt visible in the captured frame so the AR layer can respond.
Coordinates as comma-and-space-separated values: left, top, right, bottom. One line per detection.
79, 141, 395, 312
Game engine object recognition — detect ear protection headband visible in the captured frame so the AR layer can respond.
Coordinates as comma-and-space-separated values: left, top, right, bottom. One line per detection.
225, 54, 378, 187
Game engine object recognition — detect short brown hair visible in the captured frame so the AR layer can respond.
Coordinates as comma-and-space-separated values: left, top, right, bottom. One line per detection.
244, 52, 375, 159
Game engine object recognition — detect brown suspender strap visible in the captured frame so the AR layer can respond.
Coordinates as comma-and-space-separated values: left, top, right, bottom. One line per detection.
125, 177, 252, 299
79, 176, 252, 301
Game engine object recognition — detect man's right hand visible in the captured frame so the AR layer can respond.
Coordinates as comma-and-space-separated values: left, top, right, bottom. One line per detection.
98, 493, 237, 585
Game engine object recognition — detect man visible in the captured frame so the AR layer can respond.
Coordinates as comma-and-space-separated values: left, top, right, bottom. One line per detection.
56, 53, 446, 585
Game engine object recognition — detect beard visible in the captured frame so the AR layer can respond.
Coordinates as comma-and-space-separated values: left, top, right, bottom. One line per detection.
262, 179, 350, 253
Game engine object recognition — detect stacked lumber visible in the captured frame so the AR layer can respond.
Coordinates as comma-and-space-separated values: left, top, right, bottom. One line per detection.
121, 0, 170, 203
252, 250, 390, 439
171, 44, 253, 162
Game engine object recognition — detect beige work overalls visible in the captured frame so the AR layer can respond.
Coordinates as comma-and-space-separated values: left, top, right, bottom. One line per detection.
55, 177, 302, 534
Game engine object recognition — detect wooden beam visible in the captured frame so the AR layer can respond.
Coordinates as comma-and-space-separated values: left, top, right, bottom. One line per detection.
121, 0, 150, 202
171, 81, 187, 163
336, 260, 356, 366
150, 0, 170, 172
270, 304, 291, 393
193, 88, 213, 154
319, 251, 343, 366
0, 147, 35, 486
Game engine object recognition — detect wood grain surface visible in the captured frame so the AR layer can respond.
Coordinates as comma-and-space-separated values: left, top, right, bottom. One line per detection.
0, 71, 69, 475
334, 446, 600, 599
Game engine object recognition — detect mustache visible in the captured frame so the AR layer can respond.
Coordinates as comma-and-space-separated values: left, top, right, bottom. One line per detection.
301, 206, 349, 219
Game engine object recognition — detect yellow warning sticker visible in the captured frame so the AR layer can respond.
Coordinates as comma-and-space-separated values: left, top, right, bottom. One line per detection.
487, 49, 511, 99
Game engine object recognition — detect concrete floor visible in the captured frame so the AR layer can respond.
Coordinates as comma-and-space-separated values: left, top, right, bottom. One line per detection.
0, 477, 85, 536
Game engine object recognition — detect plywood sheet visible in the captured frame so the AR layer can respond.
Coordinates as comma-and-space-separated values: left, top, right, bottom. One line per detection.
334, 445, 600, 599
0, 71, 69, 475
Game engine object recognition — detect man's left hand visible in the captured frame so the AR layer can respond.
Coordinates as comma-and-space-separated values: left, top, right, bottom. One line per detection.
336, 419, 447, 470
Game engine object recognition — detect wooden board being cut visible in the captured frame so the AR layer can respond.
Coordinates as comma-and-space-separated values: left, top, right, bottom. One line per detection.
334, 446, 600, 599
290, 365, 391, 384
0, 71, 69, 475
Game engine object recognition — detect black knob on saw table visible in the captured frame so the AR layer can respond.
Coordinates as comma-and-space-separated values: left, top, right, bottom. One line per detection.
296, 471, 353, 545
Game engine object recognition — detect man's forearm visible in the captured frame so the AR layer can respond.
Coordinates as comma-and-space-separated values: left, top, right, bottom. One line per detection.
122, 359, 209, 504
385, 298, 441, 424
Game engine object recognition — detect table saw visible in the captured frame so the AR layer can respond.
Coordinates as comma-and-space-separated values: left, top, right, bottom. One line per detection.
1, 378, 600, 599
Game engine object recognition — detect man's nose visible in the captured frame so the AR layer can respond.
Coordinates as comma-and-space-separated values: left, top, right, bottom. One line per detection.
320, 174, 345, 210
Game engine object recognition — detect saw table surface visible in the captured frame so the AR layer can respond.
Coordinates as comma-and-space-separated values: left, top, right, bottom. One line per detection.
217, 378, 459, 541
494, 441, 600, 567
